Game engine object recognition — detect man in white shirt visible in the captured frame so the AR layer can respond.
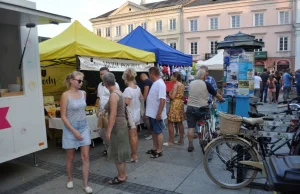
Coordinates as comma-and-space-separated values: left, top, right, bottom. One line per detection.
254, 72, 262, 98
145, 67, 166, 158
96, 67, 120, 112
95, 67, 119, 155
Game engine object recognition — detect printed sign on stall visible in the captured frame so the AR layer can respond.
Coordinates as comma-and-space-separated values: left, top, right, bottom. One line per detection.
79, 56, 154, 72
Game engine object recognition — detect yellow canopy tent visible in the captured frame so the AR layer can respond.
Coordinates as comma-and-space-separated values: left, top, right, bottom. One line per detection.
40, 20, 155, 99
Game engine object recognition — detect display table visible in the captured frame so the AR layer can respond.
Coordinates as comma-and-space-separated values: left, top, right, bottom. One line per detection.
47, 114, 100, 141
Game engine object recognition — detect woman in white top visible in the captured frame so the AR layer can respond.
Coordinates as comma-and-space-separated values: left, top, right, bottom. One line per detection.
122, 68, 143, 162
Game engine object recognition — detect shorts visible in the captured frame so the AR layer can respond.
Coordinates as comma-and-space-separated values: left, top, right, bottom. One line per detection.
186, 105, 209, 128
62, 119, 91, 150
149, 117, 163, 134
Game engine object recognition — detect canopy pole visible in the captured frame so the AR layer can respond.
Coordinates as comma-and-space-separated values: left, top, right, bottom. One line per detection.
76, 55, 80, 71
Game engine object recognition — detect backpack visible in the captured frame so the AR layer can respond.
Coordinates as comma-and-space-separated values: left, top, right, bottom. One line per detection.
268, 80, 275, 89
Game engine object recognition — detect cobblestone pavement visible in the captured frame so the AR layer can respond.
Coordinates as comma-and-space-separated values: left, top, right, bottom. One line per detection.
0, 103, 282, 194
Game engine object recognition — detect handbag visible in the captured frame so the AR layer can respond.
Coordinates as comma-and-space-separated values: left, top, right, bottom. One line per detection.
97, 112, 108, 129
125, 106, 136, 130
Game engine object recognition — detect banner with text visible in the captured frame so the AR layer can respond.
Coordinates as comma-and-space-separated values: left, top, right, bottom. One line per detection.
79, 56, 154, 72
41, 66, 74, 100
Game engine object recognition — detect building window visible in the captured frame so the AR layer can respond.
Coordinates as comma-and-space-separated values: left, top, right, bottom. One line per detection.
190, 42, 198, 55
169, 19, 176, 30
170, 42, 176, 49
231, 15, 240, 28
210, 41, 218, 54
190, 19, 197, 32
254, 38, 263, 52
128, 24, 133, 34
116, 26, 121, 36
279, 11, 289, 25
254, 13, 264, 26
156, 20, 162, 31
141, 22, 147, 30
96, 29, 101, 36
279, 36, 288, 51
105, 27, 111, 37
209, 17, 218, 30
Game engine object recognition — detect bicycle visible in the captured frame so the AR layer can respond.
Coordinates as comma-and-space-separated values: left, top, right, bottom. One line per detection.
192, 102, 218, 154
202, 112, 299, 190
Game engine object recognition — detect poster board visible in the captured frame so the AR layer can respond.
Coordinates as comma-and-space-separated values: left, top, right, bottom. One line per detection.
223, 49, 254, 96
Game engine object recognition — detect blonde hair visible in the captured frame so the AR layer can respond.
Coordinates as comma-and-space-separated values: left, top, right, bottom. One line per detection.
122, 68, 137, 82
65, 71, 84, 88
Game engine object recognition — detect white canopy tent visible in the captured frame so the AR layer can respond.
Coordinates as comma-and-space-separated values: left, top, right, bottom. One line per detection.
196, 50, 224, 70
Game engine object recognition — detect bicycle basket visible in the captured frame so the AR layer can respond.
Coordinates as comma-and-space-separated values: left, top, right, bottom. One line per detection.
219, 112, 242, 135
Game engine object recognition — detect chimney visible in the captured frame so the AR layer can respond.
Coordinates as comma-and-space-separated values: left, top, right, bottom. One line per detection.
140, 0, 146, 5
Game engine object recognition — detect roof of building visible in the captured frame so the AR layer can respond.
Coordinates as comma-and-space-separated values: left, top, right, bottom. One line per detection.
184, 0, 242, 7
92, 0, 191, 19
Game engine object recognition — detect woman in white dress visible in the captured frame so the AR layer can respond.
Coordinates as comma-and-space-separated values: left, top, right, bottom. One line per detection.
122, 68, 143, 162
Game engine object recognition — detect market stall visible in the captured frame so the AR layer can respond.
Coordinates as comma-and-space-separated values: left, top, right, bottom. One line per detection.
39, 20, 155, 100
39, 21, 155, 141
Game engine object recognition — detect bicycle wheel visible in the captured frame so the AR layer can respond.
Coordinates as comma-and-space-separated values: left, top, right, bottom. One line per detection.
200, 124, 207, 154
204, 137, 259, 189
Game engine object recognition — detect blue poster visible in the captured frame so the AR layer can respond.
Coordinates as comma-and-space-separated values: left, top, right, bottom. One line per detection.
238, 62, 249, 80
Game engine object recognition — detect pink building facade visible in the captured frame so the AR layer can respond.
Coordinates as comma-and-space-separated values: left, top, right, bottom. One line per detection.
183, 0, 296, 72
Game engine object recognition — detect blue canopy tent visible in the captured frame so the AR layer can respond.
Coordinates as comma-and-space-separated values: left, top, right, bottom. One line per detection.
118, 26, 192, 67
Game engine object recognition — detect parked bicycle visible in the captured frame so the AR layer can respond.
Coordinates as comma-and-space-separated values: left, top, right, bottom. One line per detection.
203, 109, 300, 191
192, 101, 219, 154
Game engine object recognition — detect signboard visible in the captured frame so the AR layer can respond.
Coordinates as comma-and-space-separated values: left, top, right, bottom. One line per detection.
223, 50, 254, 95
79, 56, 154, 72
41, 66, 74, 100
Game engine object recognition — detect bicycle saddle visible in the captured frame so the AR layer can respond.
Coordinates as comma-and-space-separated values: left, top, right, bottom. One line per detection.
242, 117, 264, 125
248, 111, 265, 118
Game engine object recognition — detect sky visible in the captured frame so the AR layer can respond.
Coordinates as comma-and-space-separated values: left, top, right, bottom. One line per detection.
29, 0, 162, 38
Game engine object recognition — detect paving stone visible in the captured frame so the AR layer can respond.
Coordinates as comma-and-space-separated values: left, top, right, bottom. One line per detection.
127, 161, 194, 191
0, 160, 49, 193
22, 175, 104, 194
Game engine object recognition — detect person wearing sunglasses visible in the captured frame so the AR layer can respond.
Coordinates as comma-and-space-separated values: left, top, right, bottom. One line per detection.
60, 71, 93, 193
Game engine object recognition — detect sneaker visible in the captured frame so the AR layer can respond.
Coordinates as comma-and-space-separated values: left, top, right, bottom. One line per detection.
67, 181, 73, 189
163, 142, 173, 146
84, 186, 93, 194
145, 135, 152, 140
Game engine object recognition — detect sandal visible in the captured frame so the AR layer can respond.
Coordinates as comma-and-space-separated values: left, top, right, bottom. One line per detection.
188, 146, 194, 152
108, 177, 126, 185
150, 151, 163, 158
174, 141, 184, 146
126, 158, 138, 163
146, 149, 156, 154
163, 142, 174, 146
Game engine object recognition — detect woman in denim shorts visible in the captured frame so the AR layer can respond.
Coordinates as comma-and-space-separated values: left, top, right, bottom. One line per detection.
60, 71, 92, 193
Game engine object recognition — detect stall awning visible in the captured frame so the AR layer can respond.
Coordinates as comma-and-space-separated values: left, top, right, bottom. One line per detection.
39, 21, 156, 66
0, 1, 71, 26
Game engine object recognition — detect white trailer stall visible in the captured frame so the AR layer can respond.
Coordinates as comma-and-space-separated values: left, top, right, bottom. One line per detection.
0, 0, 70, 164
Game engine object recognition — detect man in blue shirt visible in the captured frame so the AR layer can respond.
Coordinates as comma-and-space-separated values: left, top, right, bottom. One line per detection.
283, 68, 293, 101
295, 69, 300, 97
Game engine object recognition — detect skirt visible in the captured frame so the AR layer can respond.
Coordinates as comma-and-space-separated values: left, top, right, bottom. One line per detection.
107, 118, 131, 163
62, 119, 91, 150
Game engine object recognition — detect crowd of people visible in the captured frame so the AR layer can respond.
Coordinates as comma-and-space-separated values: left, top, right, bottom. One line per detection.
58, 65, 226, 193
254, 68, 300, 103
58, 64, 299, 193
